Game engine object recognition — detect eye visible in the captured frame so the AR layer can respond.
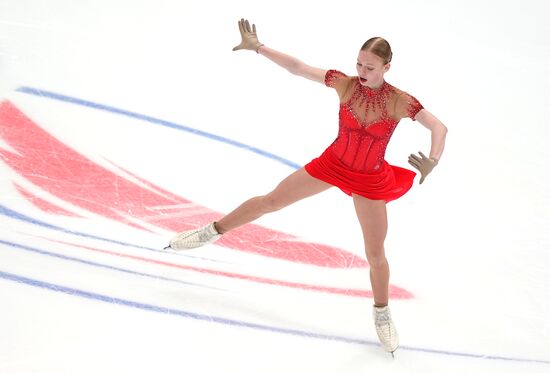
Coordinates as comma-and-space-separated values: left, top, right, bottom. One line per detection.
367, 67, 374, 71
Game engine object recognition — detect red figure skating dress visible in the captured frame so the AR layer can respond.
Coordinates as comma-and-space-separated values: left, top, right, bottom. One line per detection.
305, 70, 424, 202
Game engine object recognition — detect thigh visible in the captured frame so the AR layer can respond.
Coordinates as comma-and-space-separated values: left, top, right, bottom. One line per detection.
352, 194, 388, 248
266, 167, 333, 208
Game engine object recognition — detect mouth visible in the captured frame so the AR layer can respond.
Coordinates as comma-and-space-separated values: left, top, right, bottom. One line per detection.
359, 77, 367, 84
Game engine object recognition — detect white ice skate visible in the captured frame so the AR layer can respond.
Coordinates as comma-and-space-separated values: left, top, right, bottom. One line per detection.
166, 222, 221, 250
373, 305, 399, 356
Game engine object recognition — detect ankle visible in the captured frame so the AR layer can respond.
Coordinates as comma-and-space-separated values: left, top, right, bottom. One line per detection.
213, 222, 225, 234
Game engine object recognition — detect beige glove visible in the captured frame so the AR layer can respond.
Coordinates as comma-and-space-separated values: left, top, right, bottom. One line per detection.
232, 18, 264, 53
408, 151, 438, 184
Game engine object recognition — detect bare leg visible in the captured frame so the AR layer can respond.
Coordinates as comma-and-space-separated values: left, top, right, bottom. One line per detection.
215, 168, 332, 233
352, 194, 389, 306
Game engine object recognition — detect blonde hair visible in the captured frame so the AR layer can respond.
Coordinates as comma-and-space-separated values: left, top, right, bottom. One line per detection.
361, 37, 392, 64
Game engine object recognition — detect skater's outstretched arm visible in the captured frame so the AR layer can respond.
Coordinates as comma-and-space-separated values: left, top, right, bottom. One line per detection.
232, 18, 327, 84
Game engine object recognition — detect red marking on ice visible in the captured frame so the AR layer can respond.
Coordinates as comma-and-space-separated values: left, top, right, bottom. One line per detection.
0, 100, 367, 268
14, 182, 82, 217
48, 238, 413, 299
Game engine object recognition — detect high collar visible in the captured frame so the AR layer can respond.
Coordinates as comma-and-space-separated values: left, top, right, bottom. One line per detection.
357, 79, 391, 98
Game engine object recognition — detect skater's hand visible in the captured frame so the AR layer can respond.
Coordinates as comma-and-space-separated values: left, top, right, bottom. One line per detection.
408, 151, 438, 184
232, 18, 264, 53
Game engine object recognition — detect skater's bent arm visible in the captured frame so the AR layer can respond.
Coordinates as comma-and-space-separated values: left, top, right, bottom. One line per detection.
414, 109, 448, 161
258, 46, 327, 84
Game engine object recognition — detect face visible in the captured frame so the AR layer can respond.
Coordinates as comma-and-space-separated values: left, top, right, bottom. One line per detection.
356, 50, 390, 88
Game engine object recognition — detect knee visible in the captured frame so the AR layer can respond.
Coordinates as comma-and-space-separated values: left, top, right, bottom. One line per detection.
258, 194, 285, 213
366, 246, 387, 269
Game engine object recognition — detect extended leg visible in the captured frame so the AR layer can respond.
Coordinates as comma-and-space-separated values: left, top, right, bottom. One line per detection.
215, 168, 332, 233
168, 168, 332, 249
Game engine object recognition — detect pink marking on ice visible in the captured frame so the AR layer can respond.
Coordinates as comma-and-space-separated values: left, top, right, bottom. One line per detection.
14, 183, 82, 217
0, 100, 367, 268
47, 238, 413, 299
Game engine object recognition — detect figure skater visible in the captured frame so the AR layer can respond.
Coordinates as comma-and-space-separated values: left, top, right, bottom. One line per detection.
166, 19, 448, 356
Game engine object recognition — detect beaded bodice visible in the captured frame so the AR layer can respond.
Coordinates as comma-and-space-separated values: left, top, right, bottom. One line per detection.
325, 70, 423, 172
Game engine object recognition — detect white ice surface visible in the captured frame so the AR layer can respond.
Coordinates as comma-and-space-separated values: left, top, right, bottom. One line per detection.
0, 0, 549, 372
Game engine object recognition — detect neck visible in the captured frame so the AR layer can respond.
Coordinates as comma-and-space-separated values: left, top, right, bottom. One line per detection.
361, 79, 385, 89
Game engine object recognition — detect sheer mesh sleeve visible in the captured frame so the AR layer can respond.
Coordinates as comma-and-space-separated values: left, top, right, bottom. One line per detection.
325, 69, 352, 100
325, 69, 348, 88
395, 92, 424, 120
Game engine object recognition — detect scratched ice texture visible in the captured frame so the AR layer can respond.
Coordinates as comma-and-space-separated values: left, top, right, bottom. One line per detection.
0, 1, 549, 372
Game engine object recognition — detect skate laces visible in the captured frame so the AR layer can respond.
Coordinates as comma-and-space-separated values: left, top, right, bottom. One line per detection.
197, 225, 216, 241
373, 305, 398, 353
374, 307, 392, 326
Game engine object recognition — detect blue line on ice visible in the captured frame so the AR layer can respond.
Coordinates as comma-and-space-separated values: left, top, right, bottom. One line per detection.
16, 86, 302, 170
0, 203, 153, 250
0, 239, 225, 292
0, 266, 548, 365
0, 203, 226, 264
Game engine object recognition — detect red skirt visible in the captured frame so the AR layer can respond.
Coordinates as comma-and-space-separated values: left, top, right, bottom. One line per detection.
304, 148, 416, 203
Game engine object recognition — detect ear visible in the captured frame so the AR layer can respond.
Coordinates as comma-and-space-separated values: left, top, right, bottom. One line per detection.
384, 63, 391, 72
